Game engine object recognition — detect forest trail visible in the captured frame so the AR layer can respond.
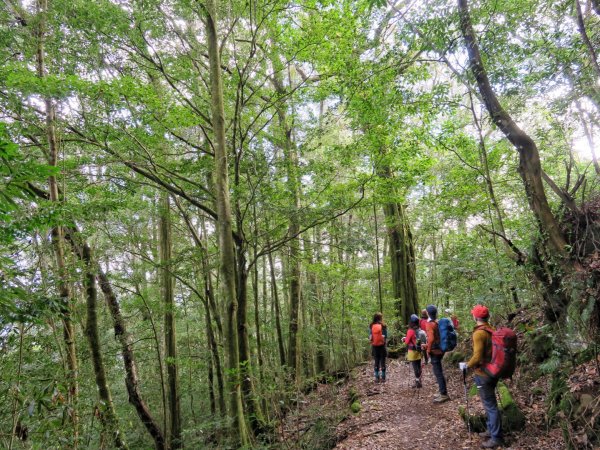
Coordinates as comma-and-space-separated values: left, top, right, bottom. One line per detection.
330, 360, 565, 450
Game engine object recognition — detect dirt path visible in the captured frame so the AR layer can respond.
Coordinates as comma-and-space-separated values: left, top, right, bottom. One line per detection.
333, 359, 565, 450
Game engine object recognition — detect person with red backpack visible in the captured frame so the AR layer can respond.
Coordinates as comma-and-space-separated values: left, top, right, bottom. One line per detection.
464, 304, 504, 449
369, 312, 388, 382
425, 304, 450, 403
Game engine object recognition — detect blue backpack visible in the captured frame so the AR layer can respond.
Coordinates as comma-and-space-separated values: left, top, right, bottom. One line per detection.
438, 318, 457, 352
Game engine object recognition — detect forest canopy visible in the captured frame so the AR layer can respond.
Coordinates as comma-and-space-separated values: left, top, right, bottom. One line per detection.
0, 0, 598, 448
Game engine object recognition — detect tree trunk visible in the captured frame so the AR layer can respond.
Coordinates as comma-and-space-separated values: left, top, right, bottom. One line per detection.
457, 0, 568, 256
309, 229, 327, 374
379, 162, 419, 324
252, 207, 264, 375
82, 244, 128, 449
235, 243, 262, 432
268, 246, 286, 366
159, 194, 182, 449
204, 0, 250, 443
204, 292, 226, 416
95, 269, 167, 449
175, 203, 226, 415
384, 201, 420, 324
204, 304, 217, 416
458, 0, 573, 321
276, 102, 302, 380
252, 252, 264, 372
34, 0, 79, 443
575, 0, 600, 105
373, 201, 384, 313
27, 191, 166, 448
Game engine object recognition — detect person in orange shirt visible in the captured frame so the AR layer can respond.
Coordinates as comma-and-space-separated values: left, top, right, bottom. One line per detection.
369, 312, 387, 382
425, 305, 449, 403
465, 304, 504, 449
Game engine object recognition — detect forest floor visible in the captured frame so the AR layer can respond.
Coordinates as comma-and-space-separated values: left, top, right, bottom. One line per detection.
279, 358, 566, 450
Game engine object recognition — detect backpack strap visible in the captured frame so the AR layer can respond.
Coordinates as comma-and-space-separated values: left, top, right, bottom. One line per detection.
430, 320, 441, 350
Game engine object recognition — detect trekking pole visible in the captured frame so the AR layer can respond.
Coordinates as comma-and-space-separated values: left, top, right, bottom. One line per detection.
463, 368, 471, 438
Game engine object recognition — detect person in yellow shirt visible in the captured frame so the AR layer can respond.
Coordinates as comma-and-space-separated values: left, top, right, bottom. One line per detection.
403, 314, 423, 388
465, 304, 504, 449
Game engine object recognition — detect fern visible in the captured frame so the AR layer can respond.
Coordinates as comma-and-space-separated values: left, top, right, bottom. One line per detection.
539, 357, 561, 374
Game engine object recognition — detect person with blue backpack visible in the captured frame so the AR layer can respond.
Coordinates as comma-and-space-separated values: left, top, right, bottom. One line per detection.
425, 304, 456, 403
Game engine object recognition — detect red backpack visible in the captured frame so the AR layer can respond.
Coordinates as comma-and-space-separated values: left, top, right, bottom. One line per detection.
371, 323, 385, 346
481, 327, 517, 379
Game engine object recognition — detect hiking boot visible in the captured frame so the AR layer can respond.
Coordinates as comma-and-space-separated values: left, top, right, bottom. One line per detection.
433, 394, 450, 403
411, 379, 422, 388
478, 431, 491, 439
480, 438, 504, 448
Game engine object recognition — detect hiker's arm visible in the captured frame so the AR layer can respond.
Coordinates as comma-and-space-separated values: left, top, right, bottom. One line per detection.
466, 330, 486, 369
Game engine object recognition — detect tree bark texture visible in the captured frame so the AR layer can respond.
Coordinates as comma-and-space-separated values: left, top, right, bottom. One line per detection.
268, 246, 287, 366
235, 244, 262, 432
82, 244, 128, 449
379, 163, 420, 324
205, 0, 250, 443
34, 0, 79, 442
160, 194, 182, 449
273, 75, 302, 380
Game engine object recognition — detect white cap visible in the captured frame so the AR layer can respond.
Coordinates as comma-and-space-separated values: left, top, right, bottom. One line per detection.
444, 309, 452, 313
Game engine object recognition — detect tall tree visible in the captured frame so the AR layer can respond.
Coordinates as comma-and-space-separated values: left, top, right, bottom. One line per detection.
458, 0, 574, 320
159, 194, 181, 449
33, 0, 79, 442
204, 0, 250, 444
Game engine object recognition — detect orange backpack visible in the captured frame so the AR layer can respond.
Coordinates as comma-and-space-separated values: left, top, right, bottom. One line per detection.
371, 323, 385, 346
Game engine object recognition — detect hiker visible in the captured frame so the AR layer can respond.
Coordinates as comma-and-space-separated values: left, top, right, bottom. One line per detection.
463, 304, 504, 448
419, 309, 429, 365
452, 314, 460, 330
403, 314, 423, 388
369, 312, 387, 382
445, 308, 460, 330
425, 304, 450, 403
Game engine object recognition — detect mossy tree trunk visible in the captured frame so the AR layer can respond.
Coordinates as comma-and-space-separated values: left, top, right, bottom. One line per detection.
204, 0, 250, 443
159, 194, 182, 449
82, 244, 127, 449
458, 0, 574, 322
34, 1, 79, 443
379, 161, 419, 324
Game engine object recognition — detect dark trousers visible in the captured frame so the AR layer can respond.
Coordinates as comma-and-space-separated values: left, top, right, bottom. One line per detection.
423, 351, 429, 365
430, 353, 447, 395
475, 374, 502, 441
372, 345, 386, 374
411, 360, 422, 379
